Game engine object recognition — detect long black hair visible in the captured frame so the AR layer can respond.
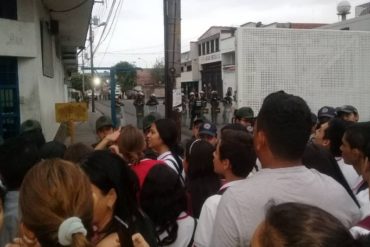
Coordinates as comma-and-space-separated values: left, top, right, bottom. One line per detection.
140, 164, 187, 245
81, 150, 157, 247
186, 139, 220, 218
303, 143, 360, 208
154, 119, 184, 174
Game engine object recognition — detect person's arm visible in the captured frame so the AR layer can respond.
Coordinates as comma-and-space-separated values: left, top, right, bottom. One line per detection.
94, 128, 121, 150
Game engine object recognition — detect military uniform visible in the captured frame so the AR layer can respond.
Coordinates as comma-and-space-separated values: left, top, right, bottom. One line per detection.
134, 93, 145, 129
210, 91, 220, 124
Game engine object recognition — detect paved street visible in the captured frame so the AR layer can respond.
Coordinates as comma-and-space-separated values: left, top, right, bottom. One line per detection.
93, 98, 235, 140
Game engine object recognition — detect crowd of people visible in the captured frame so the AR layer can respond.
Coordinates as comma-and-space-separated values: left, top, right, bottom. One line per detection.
0, 90, 370, 247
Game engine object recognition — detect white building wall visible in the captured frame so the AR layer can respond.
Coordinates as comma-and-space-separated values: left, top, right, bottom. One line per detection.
222, 70, 235, 96
9, 0, 68, 140
190, 42, 200, 81
236, 28, 370, 120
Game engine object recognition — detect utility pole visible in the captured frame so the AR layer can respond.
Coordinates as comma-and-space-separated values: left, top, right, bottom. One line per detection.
89, 22, 95, 112
81, 51, 85, 95
163, 0, 181, 120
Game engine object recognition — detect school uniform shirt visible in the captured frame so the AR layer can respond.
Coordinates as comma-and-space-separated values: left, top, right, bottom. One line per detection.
157, 151, 186, 181
336, 157, 361, 190
158, 212, 196, 247
194, 180, 244, 247
210, 166, 361, 247
355, 186, 370, 221
350, 214, 370, 238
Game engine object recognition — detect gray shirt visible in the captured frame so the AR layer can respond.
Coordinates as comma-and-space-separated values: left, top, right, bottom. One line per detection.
211, 166, 361, 247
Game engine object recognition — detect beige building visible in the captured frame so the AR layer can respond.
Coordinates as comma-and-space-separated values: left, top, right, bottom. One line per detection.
0, 1, 93, 141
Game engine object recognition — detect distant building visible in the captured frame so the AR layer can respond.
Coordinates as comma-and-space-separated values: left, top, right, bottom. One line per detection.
318, 1, 370, 31
180, 42, 200, 96
0, 1, 93, 140
180, 22, 326, 100
135, 68, 164, 98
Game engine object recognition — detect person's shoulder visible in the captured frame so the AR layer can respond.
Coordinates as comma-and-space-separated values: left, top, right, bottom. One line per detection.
203, 194, 222, 209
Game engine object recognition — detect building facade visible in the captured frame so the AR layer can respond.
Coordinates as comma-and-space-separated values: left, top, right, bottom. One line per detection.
0, 0, 92, 141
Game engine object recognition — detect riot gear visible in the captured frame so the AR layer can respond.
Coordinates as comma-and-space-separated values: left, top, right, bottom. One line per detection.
210, 91, 220, 124
134, 91, 145, 129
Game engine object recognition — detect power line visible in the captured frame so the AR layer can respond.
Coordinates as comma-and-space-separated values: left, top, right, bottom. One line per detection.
93, 0, 119, 54
49, 0, 90, 13
94, 0, 123, 55
83, 0, 115, 59
97, 0, 125, 65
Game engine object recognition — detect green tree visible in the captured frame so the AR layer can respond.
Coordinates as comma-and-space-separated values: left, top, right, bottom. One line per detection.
151, 59, 164, 85
70, 73, 92, 92
114, 61, 137, 92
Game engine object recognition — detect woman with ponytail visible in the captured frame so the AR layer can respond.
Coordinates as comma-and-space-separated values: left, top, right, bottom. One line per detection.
118, 125, 164, 190
81, 151, 157, 247
18, 159, 93, 247
146, 119, 185, 182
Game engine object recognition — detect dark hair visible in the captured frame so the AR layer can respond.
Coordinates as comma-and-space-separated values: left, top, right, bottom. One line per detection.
63, 142, 94, 164
302, 143, 359, 207
256, 91, 312, 160
0, 136, 41, 190
221, 123, 248, 133
257, 202, 361, 247
186, 140, 221, 218
40, 140, 66, 159
19, 129, 46, 149
219, 130, 256, 177
81, 151, 155, 247
344, 122, 370, 156
0, 182, 6, 206
140, 165, 187, 245
154, 119, 184, 171
310, 112, 318, 129
323, 119, 352, 157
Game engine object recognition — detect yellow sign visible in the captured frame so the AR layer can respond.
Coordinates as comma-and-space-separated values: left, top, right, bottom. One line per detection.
55, 102, 88, 123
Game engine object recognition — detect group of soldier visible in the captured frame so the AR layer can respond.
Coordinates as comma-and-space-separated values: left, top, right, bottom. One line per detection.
133, 91, 160, 129
183, 88, 234, 129
132, 88, 239, 130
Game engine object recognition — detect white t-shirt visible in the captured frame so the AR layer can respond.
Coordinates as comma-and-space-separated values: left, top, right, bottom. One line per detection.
158, 151, 186, 181
336, 157, 361, 190
194, 180, 244, 247
159, 212, 196, 247
210, 166, 361, 247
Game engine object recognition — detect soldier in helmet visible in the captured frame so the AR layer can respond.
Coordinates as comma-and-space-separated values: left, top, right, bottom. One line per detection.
181, 93, 188, 126
133, 91, 145, 129
222, 89, 233, 124
191, 92, 203, 129
146, 93, 159, 113
199, 90, 208, 118
188, 92, 196, 129
210, 90, 220, 124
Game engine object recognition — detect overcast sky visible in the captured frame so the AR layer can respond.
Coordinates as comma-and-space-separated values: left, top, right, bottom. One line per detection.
90, 0, 367, 68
